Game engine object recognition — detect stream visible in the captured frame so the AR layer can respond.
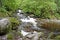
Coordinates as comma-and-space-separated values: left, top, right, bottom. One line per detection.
0, 9, 60, 40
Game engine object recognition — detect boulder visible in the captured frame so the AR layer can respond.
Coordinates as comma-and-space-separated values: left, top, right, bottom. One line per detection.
23, 31, 44, 40
0, 18, 10, 36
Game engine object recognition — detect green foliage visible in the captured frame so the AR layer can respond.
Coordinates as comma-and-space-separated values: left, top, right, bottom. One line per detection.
19, 0, 57, 18
0, 0, 60, 19
9, 17, 20, 25
0, 7, 13, 17
54, 13, 60, 19
55, 0, 60, 13
0, 7, 7, 12
0, 12, 9, 17
2, 0, 21, 11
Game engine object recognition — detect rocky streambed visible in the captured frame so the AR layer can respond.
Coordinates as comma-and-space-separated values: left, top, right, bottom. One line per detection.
0, 10, 60, 40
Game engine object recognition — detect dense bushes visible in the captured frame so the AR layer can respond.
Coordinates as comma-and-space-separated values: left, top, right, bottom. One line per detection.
0, 0, 22, 17
0, 0, 60, 18
0, 8, 13, 17
55, 0, 60, 13
2, 0, 21, 11
19, 0, 58, 18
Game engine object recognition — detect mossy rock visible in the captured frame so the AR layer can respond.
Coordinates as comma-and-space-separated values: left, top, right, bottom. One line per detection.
54, 35, 60, 40
7, 33, 13, 40
9, 17, 21, 30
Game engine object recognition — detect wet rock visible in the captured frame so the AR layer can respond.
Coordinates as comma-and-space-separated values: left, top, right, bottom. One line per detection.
29, 14, 34, 18
0, 18, 10, 36
21, 30, 30, 36
20, 17, 42, 32
0, 35, 7, 40
19, 22, 34, 32
23, 31, 44, 40
31, 31, 44, 40
16, 9, 26, 19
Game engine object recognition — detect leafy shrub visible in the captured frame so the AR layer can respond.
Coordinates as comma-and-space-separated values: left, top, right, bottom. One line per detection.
19, 0, 57, 18
0, 0, 58, 18
2, 0, 21, 11
55, 0, 60, 14
0, 7, 7, 12
0, 12, 9, 17
0, 8, 13, 17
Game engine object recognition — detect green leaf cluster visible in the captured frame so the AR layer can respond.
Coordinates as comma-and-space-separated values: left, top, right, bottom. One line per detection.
2, 0, 21, 11
19, 0, 57, 18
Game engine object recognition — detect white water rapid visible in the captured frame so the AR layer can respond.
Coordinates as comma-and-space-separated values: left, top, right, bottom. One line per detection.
17, 10, 40, 36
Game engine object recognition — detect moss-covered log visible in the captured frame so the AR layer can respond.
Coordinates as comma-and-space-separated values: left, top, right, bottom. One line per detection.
37, 19, 60, 31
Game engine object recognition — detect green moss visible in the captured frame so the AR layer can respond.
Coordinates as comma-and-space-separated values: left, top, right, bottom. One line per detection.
9, 17, 20, 25
9, 17, 21, 30
55, 35, 60, 40
7, 33, 13, 40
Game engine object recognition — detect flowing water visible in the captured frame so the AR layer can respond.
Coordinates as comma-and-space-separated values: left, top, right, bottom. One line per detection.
0, 9, 60, 40
17, 10, 60, 38
17, 10, 45, 36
